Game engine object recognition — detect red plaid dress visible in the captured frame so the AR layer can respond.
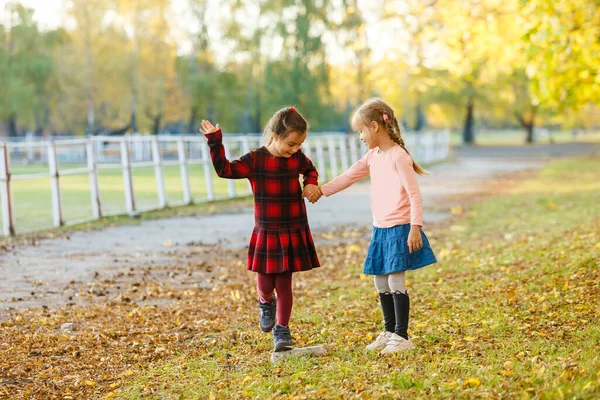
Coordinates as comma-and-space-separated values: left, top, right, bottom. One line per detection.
205, 130, 321, 274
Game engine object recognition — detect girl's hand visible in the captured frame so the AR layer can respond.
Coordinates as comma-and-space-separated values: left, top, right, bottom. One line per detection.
407, 226, 423, 254
199, 120, 220, 135
303, 184, 322, 203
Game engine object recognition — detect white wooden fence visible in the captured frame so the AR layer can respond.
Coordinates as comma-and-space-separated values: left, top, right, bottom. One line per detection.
0, 130, 450, 236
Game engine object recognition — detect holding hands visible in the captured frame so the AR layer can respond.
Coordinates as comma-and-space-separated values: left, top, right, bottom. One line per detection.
303, 184, 323, 204
199, 119, 220, 135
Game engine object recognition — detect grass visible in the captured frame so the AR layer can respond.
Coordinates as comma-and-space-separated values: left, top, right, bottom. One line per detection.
449, 129, 600, 146
110, 157, 600, 399
2, 157, 599, 399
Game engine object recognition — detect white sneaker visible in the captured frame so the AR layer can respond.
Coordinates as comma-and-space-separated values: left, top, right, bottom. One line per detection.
380, 333, 415, 354
366, 331, 393, 351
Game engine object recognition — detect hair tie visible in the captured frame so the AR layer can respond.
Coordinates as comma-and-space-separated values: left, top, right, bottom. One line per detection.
382, 114, 389, 121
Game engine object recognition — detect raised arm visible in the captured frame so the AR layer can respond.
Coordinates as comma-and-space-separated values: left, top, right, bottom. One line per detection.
320, 151, 371, 197
200, 121, 253, 179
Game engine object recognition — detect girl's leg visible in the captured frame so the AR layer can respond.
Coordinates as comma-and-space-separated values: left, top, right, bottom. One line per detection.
374, 275, 395, 333
272, 272, 294, 351
388, 272, 406, 293
256, 273, 277, 332
388, 272, 409, 340
256, 273, 276, 302
366, 274, 395, 351
274, 272, 293, 326
374, 274, 391, 292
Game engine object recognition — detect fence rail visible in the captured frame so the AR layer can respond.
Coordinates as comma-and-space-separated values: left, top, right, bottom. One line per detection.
0, 130, 450, 236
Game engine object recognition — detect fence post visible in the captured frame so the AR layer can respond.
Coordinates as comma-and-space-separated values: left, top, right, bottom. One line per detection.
315, 138, 326, 182
151, 137, 167, 208
443, 130, 450, 159
200, 140, 215, 201
177, 138, 192, 204
47, 140, 64, 227
241, 136, 252, 194
95, 138, 103, 163
0, 144, 15, 236
26, 132, 34, 163
120, 138, 136, 215
349, 135, 359, 165
222, 140, 236, 198
327, 136, 338, 179
302, 139, 312, 159
339, 135, 349, 172
86, 139, 102, 219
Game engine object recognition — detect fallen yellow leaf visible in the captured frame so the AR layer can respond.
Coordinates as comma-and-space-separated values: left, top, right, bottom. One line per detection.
346, 244, 361, 253
451, 205, 463, 215
463, 378, 481, 388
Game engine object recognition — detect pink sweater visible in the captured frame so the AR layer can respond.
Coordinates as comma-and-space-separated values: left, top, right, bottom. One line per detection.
321, 145, 423, 228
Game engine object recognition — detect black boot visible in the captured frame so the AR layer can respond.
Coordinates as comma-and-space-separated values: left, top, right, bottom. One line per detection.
258, 296, 276, 332
379, 292, 395, 333
273, 325, 293, 352
392, 291, 410, 340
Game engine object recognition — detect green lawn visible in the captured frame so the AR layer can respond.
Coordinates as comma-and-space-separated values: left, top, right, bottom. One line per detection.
2, 157, 599, 399
114, 157, 600, 399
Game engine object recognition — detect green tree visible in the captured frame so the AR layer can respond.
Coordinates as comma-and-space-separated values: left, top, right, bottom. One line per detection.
522, 0, 600, 110
0, 3, 59, 137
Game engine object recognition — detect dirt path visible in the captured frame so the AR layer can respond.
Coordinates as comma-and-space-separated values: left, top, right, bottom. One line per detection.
1, 143, 597, 312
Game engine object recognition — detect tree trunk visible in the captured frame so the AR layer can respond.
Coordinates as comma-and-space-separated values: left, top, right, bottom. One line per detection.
515, 105, 537, 144
414, 97, 424, 132
254, 92, 262, 133
206, 103, 214, 123
525, 123, 534, 143
129, 3, 139, 134
152, 114, 161, 135
188, 107, 197, 134
83, 2, 95, 134
35, 100, 50, 136
130, 103, 137, 133
462, 96, 475, 144
7, 114, 18, 137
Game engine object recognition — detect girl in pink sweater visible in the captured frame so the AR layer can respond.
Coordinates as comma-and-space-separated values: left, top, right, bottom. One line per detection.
312, 98, 437, 354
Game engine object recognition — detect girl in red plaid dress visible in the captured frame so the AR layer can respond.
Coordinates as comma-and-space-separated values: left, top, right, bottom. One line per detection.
199, 107, 321, 352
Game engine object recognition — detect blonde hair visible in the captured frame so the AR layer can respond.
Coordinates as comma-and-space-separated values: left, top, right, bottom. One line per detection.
262, 106, 309, 145
354, 98, 428, 175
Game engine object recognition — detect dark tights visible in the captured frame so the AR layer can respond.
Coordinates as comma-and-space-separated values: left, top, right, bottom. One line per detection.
256, 272, 293, 327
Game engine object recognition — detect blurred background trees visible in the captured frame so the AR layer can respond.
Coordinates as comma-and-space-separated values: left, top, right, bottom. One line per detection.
0, 0, 598, 143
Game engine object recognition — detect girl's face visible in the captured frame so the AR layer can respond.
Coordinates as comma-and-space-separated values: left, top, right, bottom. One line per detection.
271, 130, 307, 158
352, 114, 379, 149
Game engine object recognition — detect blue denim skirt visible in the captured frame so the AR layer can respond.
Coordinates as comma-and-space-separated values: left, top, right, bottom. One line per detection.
363, 223, 437, 275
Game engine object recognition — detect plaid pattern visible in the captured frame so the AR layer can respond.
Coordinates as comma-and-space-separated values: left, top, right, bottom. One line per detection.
206, 130, 320, 274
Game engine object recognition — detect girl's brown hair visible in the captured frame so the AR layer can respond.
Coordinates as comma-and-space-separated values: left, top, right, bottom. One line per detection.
354, 98, 428, 175
263, 107, 309, 145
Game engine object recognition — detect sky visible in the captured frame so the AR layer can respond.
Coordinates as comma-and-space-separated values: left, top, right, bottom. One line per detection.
0, 0, 66, 29
0, 0, 397, 65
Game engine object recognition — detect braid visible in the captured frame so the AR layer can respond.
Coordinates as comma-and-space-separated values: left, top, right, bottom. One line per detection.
372, 103, 406, 149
